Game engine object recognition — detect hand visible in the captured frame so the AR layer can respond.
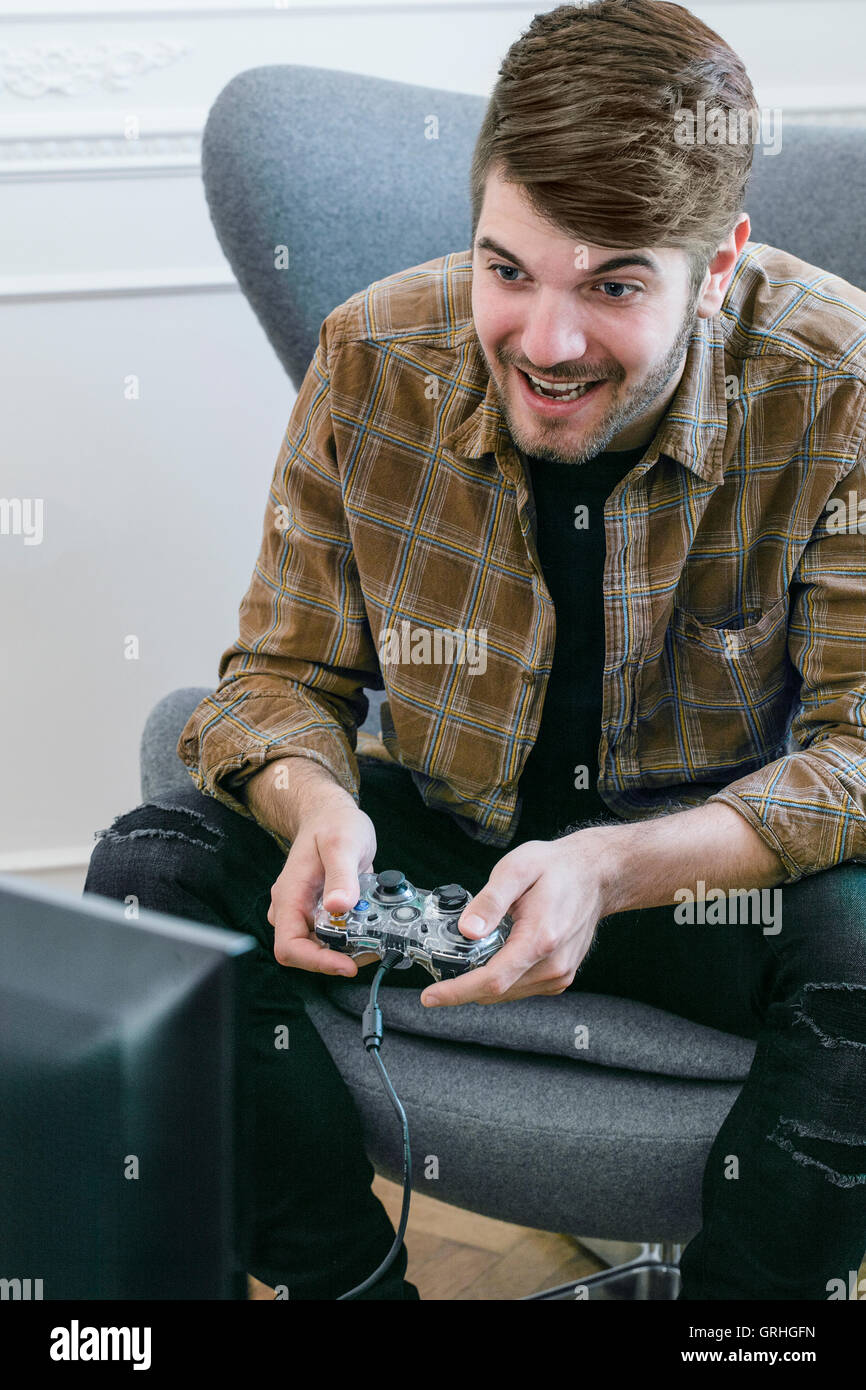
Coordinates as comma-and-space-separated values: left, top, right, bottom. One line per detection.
420, 831, 609, 1007
267, 799, 380, 976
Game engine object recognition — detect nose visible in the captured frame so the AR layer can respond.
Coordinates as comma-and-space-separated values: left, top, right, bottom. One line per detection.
519, 291, 589, 373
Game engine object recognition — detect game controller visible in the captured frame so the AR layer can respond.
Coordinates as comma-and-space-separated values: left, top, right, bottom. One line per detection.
314, 869, 512, 981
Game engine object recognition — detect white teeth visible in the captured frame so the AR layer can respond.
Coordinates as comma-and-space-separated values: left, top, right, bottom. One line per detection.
524, 371, 599, 402
527, 373, 586, 391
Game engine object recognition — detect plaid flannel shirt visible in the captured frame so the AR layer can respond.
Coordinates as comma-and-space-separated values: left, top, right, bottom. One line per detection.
178, 242, 866, 883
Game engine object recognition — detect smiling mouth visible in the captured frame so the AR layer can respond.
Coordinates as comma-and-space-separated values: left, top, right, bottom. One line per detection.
516, 367, 605, 402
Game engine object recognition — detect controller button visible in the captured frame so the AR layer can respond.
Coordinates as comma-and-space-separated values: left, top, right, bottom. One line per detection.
392, 906, 420, 924
329, 912, 349, 924
445, 920, 471, 941
367, 912, 379, 922
434, 883, 469, 911
376, 870, 407, 895
352, 898, 369, 912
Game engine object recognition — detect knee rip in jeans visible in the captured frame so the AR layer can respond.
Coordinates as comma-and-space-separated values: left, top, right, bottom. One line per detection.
767, 983, 866, 1189
767, 1117, 866, 1190
94, 801, 224, 853
791, 981, 866, 1051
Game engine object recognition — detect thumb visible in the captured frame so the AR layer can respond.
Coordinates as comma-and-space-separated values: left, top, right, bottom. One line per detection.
458, 851, 537, 936
321, 870, 360, 914
458, 886, 512, 939
317, 826, 374, 915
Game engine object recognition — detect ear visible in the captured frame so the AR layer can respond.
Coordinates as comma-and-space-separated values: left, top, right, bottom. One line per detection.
695, 213, 751, 318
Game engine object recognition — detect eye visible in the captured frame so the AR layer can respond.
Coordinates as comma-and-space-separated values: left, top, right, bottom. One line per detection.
489, 262, 525, 283
597, 281, 639, 299
489, 264, 641, 297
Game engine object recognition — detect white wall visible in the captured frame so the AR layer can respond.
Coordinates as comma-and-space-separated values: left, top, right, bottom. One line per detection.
2, 0, 865, 875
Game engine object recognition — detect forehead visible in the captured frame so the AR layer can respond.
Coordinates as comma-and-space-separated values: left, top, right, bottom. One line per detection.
475, 169, 678, 276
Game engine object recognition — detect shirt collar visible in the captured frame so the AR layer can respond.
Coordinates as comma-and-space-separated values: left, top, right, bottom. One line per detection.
441, 310, 729, 487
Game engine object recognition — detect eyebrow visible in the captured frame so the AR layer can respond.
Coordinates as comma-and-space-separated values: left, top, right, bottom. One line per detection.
475, 235, 662, 279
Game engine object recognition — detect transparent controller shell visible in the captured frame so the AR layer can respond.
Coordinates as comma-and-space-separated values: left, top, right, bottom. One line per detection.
313, 870, 512, 982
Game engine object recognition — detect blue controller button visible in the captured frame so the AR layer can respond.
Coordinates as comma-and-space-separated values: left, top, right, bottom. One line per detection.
352, 898, 370, 912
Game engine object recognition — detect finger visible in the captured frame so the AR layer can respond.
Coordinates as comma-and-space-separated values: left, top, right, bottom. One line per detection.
456, 843, 546, 938
270, 851, 338, 968
420, 917, 549, 1007
277, 939, 382, 975
272, 831, 377, 972
318, 831, 372, 913
422, 872, 575, 1005
473, 948, 578, 1002
426, 874, 602, 1006
270, 886, 316, 947
274, 933, 359, 975
269, 859, 322, 949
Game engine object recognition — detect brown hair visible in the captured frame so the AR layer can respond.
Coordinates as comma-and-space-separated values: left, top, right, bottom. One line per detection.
470, 0, 759, 294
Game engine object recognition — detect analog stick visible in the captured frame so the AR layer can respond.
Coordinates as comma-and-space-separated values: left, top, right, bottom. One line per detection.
376, 870, 407, 896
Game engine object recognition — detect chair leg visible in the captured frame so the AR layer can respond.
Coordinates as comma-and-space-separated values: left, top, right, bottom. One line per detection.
525, 1241, 682, 1301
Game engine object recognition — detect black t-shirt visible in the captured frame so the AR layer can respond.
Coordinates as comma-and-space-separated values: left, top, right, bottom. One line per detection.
515, 443, 648, 839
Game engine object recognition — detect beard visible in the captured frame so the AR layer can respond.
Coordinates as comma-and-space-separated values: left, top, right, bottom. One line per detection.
485, 286, 702, 468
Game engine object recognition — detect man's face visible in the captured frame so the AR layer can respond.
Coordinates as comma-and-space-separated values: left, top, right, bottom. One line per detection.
471, 169, 705, 465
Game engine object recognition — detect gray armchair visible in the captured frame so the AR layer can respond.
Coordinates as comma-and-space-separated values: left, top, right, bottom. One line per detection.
142, 67, 865, 1298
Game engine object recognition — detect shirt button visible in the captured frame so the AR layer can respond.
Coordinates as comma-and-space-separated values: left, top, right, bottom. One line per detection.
521, 671, 534, 684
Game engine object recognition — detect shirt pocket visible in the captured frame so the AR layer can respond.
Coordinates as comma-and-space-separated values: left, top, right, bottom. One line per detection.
665, 592, 795, 764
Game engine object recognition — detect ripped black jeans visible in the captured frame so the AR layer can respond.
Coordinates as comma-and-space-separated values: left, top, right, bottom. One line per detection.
84, 760, 866, 1300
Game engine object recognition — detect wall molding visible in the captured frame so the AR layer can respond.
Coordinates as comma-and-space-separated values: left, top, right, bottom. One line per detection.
0, 265, 237, 301
0, 845, 94, 873
0, 36, 192, 99
0, 105, 207, 177
0, 133, 202, 177
0, 1, 524, 18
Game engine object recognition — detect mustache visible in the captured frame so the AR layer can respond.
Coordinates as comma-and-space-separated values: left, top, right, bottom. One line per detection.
508, 360, 622, 383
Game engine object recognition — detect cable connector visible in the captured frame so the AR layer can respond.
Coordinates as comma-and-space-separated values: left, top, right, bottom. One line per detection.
361, 949, 403, 1047
362, 1002, 383, 1050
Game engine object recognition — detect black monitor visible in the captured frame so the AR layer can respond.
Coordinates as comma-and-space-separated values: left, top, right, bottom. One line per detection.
0, 874, 257, 1300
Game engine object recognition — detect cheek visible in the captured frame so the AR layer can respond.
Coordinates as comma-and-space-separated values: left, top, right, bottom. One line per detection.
607, 330, 657, 378
471, 291, 509, 351
617, 311, 680, 370
471, 280, 528, 357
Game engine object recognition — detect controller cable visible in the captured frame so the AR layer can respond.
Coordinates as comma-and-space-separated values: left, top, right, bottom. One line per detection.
337, 949, 413, 1300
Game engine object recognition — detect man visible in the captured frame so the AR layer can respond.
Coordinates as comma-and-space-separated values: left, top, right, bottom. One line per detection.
86, 0, 866, 1299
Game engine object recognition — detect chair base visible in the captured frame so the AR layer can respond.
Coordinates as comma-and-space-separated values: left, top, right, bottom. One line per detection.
527, 1243, 682, 1300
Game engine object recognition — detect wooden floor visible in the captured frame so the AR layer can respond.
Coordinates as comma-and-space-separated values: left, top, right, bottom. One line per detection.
248, 1177, 866, 1300
367, 1176, 608, 1299
247, 1177, 605, 1300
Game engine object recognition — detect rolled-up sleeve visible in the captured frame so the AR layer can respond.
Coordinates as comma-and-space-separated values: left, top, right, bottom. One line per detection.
707, 447, 866, 883
177, 309, 382, 823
